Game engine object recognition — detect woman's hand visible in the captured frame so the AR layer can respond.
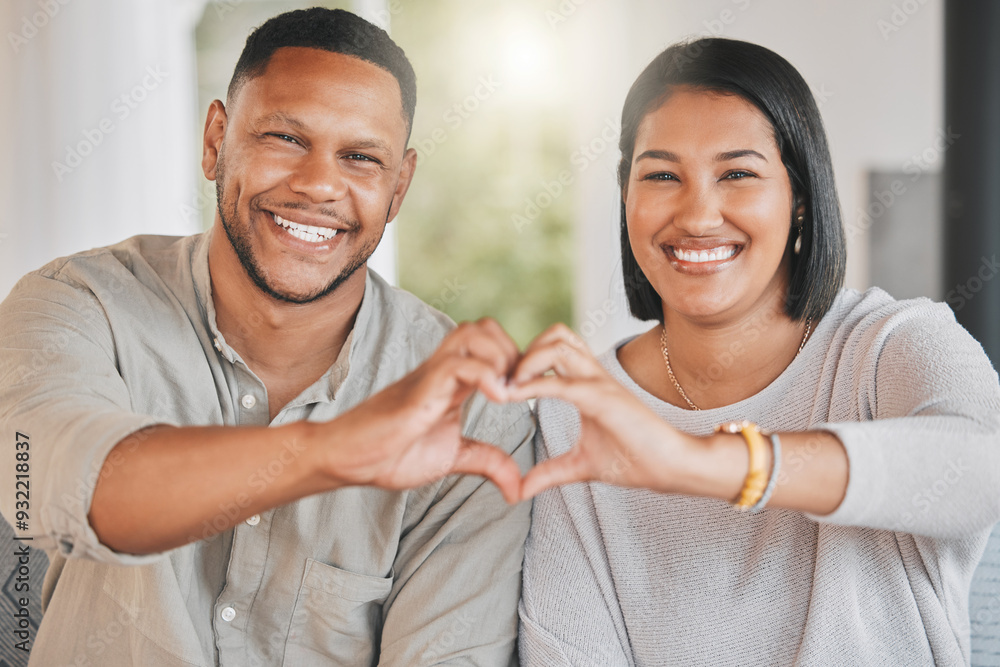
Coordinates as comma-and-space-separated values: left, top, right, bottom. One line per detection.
507, 324, 699, 500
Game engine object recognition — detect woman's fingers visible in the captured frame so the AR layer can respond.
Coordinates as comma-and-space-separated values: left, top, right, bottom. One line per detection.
512, 339, 602, 386
520, 451, 591, 500
505, 375, 607, 412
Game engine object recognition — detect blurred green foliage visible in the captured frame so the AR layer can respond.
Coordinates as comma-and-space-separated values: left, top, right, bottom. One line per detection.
393, 0, 573, 347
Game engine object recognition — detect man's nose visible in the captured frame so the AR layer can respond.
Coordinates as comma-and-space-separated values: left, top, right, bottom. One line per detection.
287, 151, 349, 203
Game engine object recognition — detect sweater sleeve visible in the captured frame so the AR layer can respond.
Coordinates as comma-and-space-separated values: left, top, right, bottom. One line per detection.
812, 299, 1000, 539
519, 403, 633, 667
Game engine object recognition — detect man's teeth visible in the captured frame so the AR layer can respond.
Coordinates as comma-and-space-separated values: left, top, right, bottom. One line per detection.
273, 214, 339, 243
673, 246, 737, 263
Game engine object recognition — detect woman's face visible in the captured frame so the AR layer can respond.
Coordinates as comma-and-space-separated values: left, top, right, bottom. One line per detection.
625, 88, 796, 324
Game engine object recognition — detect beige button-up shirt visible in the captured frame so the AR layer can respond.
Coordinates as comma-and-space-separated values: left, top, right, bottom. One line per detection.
0, 233, 534, 666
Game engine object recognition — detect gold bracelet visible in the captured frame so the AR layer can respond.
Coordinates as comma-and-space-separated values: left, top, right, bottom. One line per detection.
715, 421, 769, 510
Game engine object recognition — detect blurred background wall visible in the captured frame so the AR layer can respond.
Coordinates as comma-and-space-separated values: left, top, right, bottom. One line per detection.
1, 1, 998, 665
0, 0, 950, 349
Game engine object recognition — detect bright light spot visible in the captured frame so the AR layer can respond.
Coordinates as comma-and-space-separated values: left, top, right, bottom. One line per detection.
500, 28, 556, 100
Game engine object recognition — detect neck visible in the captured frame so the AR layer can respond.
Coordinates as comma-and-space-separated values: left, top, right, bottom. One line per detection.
619, 289, 809, 410
208, 226, 364, 415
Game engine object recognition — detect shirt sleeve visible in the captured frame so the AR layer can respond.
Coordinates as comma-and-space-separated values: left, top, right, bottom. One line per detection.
0, 271, 170, 564
518, 404, 633, 667
375, 396, 535, 667
811, 300, 1000, 539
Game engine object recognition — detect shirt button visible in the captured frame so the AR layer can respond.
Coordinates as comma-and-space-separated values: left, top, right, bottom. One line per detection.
245, 514, 260, 526
221, 606, 236, 622
213, 337, 223, 352
241, 394, 257, 409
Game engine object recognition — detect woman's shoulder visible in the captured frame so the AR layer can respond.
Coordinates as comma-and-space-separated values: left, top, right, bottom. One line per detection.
821, 286, 968, 358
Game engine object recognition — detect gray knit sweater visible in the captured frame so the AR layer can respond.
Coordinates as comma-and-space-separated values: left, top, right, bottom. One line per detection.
519, 288, 1000, 666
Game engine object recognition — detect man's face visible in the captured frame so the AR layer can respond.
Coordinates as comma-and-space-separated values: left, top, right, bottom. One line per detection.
203, 47, 416, 303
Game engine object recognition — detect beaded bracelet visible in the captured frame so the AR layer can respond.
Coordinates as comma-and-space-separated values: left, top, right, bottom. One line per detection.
748, 433, 782, 513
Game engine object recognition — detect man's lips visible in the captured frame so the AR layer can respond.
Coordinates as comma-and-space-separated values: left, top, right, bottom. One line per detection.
270, 212, 344, 244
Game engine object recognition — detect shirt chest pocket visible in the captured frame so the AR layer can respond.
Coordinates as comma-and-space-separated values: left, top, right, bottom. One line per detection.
283, 558, 393, 667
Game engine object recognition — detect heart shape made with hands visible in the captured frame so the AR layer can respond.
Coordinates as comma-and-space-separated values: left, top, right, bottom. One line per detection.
422, 320, 678, 503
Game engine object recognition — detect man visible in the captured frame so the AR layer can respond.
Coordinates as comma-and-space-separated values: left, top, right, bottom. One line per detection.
0, 8, 533, 666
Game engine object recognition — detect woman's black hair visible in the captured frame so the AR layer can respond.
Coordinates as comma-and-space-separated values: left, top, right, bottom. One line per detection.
618, 38, 846, 322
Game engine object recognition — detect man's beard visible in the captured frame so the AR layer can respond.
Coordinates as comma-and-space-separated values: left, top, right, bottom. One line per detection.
214, 154, 383, 305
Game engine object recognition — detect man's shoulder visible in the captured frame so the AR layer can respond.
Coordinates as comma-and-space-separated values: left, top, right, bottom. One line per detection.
364, 269, 457, 346
30, 233, 203, 294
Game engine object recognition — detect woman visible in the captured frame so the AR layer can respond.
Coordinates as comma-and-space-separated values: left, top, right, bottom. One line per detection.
509, 38, 1000, 666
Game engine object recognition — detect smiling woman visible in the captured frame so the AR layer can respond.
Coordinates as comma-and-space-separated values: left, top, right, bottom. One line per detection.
512, 38, 1000, 666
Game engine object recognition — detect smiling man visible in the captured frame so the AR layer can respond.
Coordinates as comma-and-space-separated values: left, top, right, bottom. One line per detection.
0, 9, 532, 666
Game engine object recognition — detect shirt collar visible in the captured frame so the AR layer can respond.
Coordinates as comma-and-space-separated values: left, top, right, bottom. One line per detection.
190, 230, 376, 404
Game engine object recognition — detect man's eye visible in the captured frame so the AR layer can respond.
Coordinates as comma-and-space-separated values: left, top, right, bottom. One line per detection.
345, 154, 385, 167
267, 133, 299, 145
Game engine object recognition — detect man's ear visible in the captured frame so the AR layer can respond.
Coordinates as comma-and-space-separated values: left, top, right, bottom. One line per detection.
386, 147, 418, 224
202, 100, 228, 181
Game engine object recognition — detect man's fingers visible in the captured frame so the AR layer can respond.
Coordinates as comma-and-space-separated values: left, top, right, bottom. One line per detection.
440, 356, 510, 402
441, 319, 520, 379
474, 317, 520, 369
519, 452, 590, 501
451, 441, 523, 504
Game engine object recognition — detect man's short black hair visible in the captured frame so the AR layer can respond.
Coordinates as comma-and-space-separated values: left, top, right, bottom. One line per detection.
227, 7, 416, 136
618, 38, 847, 323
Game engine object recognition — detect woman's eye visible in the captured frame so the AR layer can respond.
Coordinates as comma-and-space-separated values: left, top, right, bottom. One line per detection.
644, 172, 678, 181
723, 170, 755, 180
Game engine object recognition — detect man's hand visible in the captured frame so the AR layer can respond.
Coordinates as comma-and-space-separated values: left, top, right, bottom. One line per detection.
320, 318, 524, 502
90, 318, 526, 554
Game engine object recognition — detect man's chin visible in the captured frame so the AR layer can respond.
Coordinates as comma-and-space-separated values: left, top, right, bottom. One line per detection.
255, 265, 366, 305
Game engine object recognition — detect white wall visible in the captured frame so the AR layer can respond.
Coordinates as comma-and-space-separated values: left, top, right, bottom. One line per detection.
0, 0, 207, 300
563, 0, 944, 353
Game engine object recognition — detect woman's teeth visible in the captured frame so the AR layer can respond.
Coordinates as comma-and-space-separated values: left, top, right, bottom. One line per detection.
673, 246, 736, 263
274, 214, 338, 243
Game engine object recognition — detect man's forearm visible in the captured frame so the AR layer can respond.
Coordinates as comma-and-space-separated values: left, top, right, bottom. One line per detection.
88, 421, 332, 554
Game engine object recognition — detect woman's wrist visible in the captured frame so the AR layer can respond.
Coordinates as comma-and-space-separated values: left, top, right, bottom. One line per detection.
665, 431, 766, 503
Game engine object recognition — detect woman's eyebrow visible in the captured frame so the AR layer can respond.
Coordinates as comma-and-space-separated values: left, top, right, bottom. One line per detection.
636, 149, 680, 162
716, 149, 767, 162
635, 149, 768, 162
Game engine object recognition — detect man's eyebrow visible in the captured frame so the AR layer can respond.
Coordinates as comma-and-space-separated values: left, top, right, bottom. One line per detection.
351, 138, 394, 157
255, 112, 307, 131
716, 149, 767, 162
